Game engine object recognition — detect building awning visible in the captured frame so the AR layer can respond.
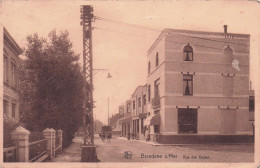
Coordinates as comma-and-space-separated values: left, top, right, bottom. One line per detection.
144, 114, 160, 126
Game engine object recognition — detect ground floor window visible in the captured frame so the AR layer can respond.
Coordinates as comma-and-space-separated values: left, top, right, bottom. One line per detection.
178, 108, 197, 134
141, 119, 144, 134
136, 119, 139, 133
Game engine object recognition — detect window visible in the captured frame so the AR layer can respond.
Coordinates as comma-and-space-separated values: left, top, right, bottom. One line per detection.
224, 46, 233, 63
12, 103, 16, 118
133, 101, 135, 109
138, 97, 141, 107
183, 75, 193, 95
3, 100, 8, 115
148, 85, 151, 102
137, 119, 139, 133
143, 95, 146, 105
148, 61, 151, 74
4, 55, 8, 82
119, 106, 124, 115
154, 79, 160, 97
249, 96, 255, 112
183, 45, 193, 61
11, 62, 17, 86
156, 52, 159, 67
127, 103, 131, 113
178, 108, 197, 134
141, 119, 144, 134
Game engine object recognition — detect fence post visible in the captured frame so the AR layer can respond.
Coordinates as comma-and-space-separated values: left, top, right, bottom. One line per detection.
11, 126, 30, 162
57, 129, 63, 150
43, 128, 55, 160
50, 128, 56, 157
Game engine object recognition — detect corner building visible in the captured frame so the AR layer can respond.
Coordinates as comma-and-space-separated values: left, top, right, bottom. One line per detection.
146, 28, 253, 144
1, 26, 22, 122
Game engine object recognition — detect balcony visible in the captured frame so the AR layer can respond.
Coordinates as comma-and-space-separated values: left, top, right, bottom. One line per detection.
152, 96, 160, 110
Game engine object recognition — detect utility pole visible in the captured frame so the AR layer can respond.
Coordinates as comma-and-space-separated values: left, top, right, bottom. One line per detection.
80, 5, 97, 162
108, 97, 109, 126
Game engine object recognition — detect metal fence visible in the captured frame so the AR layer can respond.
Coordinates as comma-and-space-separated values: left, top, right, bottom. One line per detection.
29, 139, 48, 162
3, 146, 17, 162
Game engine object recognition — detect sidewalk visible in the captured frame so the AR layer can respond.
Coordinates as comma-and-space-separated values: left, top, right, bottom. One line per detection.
117, 136, 155, 145
51, 137, 82, 162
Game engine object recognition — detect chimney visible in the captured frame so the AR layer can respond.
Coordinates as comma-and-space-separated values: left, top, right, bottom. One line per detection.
224, 25, 227, 33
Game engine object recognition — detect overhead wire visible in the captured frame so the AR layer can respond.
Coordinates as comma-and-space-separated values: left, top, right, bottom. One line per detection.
94, 16, 250, 47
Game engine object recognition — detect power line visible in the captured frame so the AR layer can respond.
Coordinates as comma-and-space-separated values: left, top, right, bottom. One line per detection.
94, 26, 249, 54
94, 16, 250, 47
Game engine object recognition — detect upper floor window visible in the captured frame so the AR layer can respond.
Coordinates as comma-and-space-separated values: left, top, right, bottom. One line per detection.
12, 103, 16, 118
183, 45, 193, 61
133, 101, 136, 110
143, 94, 146, 105
156, 52, 159, 67
224, 45, 233, 64
154, 79, 160, 98
183, 75, 193, 95
127, 103, 131, 113
138, 97, 142, 107
4, 55, 8, 82
119, 106, 124, 115
148, 61, 151, 74
3, 100, 8, 114
249, 96, 255, 112
148, 85, 151, 102
11, 62, 17, 86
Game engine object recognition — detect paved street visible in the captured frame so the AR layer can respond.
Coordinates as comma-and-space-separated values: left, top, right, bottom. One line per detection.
52, 135, 254, 162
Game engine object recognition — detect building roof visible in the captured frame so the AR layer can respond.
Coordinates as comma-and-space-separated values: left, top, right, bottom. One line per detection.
3, 27, 23, 55
147, 28, 250, 55
131, 84, 147, 97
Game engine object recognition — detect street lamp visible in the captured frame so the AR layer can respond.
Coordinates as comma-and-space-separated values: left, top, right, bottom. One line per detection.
93, 68, 112, 126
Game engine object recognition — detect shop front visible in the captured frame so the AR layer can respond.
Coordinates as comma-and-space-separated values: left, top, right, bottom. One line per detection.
144, 113, 161, 142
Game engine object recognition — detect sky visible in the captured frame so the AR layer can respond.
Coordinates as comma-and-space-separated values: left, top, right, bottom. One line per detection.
1, 0, 259, 125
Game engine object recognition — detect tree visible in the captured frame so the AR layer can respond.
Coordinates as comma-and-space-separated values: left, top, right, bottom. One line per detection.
19, 30, 86, 147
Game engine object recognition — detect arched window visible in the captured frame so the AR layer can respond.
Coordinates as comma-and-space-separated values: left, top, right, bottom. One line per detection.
156, 52, 159, 67
224, 45, 233, 63
183, 45, 193, 61
148, 61, 151, 74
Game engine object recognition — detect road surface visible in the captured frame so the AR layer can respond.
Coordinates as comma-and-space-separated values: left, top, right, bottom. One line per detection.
52, 135, 254, 162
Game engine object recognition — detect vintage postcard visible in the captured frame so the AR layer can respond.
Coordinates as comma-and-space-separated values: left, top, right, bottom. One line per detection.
0, 0, 259, 168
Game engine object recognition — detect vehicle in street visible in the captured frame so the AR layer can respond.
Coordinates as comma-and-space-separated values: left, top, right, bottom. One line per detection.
100, 126, 112, 141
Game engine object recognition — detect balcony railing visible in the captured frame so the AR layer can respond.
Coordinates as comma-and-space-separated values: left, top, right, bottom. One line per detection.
152, 96, 160, 109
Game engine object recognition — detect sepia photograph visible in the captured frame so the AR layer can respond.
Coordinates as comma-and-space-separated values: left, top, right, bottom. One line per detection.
0, 0, 259, 168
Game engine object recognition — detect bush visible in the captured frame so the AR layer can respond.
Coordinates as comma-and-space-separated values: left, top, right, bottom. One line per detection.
29, 132, 45, 142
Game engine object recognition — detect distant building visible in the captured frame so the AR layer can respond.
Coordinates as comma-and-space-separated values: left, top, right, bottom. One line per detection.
146, 26, 253, 143
117, 100, 132, 137
131, 85, 148, 140
1, 26, 22, 122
